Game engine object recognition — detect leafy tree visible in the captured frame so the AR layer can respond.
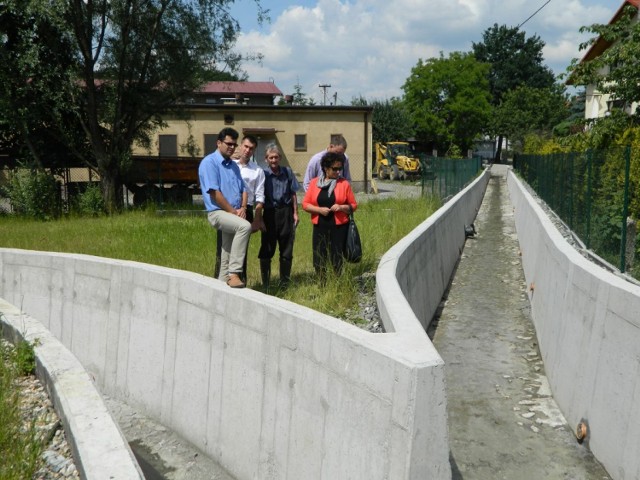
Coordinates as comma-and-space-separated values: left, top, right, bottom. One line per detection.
351, 97, 414, 143
567, 4, 640, 129
473, 24, 556, 161
1, 0, 266, 213
553, 91, 586, 137
492, 85, 569, 153
0, 1, 87, 169
402, 52, 491, 156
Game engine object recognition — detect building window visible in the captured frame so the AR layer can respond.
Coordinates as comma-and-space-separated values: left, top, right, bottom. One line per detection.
204, 134, 217, 155
224, 114, 234, 125
294, 134, 307, 152
159, 135, 178, 157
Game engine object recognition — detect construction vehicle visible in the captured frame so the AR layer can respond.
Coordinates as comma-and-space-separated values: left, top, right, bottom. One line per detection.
374, 142, 421, 180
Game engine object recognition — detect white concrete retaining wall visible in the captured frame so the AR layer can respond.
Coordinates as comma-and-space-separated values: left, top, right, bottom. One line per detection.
0, 169, 489, 480
378, 169, 490, 334
508, 170, 640, 480
0, 298, 143, 479
0, 252, 446, 479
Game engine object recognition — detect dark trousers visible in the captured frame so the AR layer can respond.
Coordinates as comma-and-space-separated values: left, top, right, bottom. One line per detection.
312, 222, 349, 274
259, 205, 295, 262
215, 205, 253, 281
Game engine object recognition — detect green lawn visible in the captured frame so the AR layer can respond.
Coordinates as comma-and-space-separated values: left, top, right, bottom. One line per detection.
0, 195, 439, 322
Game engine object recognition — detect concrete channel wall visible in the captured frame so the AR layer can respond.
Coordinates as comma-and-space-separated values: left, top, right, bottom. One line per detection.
508, 171, 640, 480
0, 298, 144, 479
0, 169, 489, 480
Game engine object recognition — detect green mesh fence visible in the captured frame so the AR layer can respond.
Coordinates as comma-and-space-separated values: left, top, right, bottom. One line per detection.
514, 146, 639, 278
418, 155, 483, 201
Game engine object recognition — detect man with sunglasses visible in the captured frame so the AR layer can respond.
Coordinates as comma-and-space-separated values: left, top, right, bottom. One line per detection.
199, 127, 252, 288
214, 134, 265, 283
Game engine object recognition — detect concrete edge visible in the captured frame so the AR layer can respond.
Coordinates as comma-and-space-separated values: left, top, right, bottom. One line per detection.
0, 298, 143, 480
377, 168, 491, 339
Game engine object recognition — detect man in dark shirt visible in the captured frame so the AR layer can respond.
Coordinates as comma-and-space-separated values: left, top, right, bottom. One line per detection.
259, 143, 300, 289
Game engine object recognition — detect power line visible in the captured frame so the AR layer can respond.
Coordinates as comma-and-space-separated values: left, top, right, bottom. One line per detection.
517, 0, 551, 29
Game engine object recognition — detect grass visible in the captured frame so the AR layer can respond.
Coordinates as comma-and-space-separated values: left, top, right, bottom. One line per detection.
0, 194, 440, 322
0, 194, 438, 476
0, 338, 42, 479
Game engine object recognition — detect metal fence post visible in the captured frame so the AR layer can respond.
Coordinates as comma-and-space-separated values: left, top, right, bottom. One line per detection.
586, 149, 593, 249
619, 146, 631, 272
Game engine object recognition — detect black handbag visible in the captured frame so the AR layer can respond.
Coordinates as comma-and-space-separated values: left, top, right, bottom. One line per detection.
344, 213, 362, 263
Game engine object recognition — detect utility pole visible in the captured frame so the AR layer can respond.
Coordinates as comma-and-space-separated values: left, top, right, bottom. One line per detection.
319, 84, 331, 106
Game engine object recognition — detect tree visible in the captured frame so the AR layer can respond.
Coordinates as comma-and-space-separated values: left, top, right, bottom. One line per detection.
402, 52, 491, 156
1, 0, 266, 213
567, 5, 640, 126
473, 24, 556, 161
0, 1, 87, 169
351, 97, 414, 144
492, 85, 569, 153
552, 91, 586, 137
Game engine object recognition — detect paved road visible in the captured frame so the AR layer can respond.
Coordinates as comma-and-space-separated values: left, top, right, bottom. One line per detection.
431, 164, 611, 480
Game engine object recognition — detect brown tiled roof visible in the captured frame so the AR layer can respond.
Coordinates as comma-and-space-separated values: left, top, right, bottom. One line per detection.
197, 81, 283, 96
579, 0, 640, 63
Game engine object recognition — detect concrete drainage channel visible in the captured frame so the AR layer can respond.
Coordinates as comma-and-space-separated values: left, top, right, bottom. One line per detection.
105, 396, 236, 480
0, 298, 143, 479
0, 298, 234, 480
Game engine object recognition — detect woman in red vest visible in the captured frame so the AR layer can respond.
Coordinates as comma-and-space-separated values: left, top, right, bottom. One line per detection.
302, 151, 357, 275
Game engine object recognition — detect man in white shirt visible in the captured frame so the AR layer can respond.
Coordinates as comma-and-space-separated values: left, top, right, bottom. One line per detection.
214, 135, 265, 282
302, 134, 351, 191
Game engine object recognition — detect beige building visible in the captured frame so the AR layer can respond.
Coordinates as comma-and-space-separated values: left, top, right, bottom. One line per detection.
132, 92, 374, 193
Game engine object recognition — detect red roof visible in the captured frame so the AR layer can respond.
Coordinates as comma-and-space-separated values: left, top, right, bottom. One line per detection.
198, 81, 283, 96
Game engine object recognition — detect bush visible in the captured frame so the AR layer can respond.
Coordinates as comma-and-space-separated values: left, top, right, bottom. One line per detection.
75, 183, 105, 216
5, 168, 60, 220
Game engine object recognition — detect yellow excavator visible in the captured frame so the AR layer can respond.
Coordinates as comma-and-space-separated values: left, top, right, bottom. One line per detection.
374, 142, 421, 180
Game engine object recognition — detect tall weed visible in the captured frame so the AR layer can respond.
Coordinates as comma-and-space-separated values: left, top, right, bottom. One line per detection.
0, 340, 43, 479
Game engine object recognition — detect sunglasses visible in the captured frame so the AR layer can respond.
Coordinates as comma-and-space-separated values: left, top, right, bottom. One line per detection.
328, 166, 343, 172
222, 141, 238, 148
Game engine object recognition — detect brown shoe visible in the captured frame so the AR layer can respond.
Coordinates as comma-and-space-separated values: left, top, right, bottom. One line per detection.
227, 273, 245, 289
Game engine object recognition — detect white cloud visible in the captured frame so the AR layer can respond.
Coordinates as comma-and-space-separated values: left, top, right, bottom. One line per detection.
234, 0, 617, 103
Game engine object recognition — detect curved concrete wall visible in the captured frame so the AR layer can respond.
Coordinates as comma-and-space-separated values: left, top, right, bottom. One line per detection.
0, 169, 488, 480
377, 169, 490, 334
508, 171, 640, 480
0, 298, 143, 479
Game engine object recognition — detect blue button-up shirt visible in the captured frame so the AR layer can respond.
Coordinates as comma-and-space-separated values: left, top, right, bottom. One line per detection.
199, 150, 245, 212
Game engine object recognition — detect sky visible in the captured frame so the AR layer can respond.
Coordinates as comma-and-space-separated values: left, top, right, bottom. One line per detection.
229, 0, 620, 105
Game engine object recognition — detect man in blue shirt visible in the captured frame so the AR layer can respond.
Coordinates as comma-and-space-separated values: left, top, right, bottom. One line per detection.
199, 128, 252, 288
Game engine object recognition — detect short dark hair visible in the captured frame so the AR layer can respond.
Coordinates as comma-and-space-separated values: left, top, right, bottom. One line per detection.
242, 134, 258, 146
330, 134, 347, 149
217, 127, 239, 142
320, 151, 345, 171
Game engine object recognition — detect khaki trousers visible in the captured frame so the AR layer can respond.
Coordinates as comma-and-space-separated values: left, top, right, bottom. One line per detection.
207, 210, 251, 280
